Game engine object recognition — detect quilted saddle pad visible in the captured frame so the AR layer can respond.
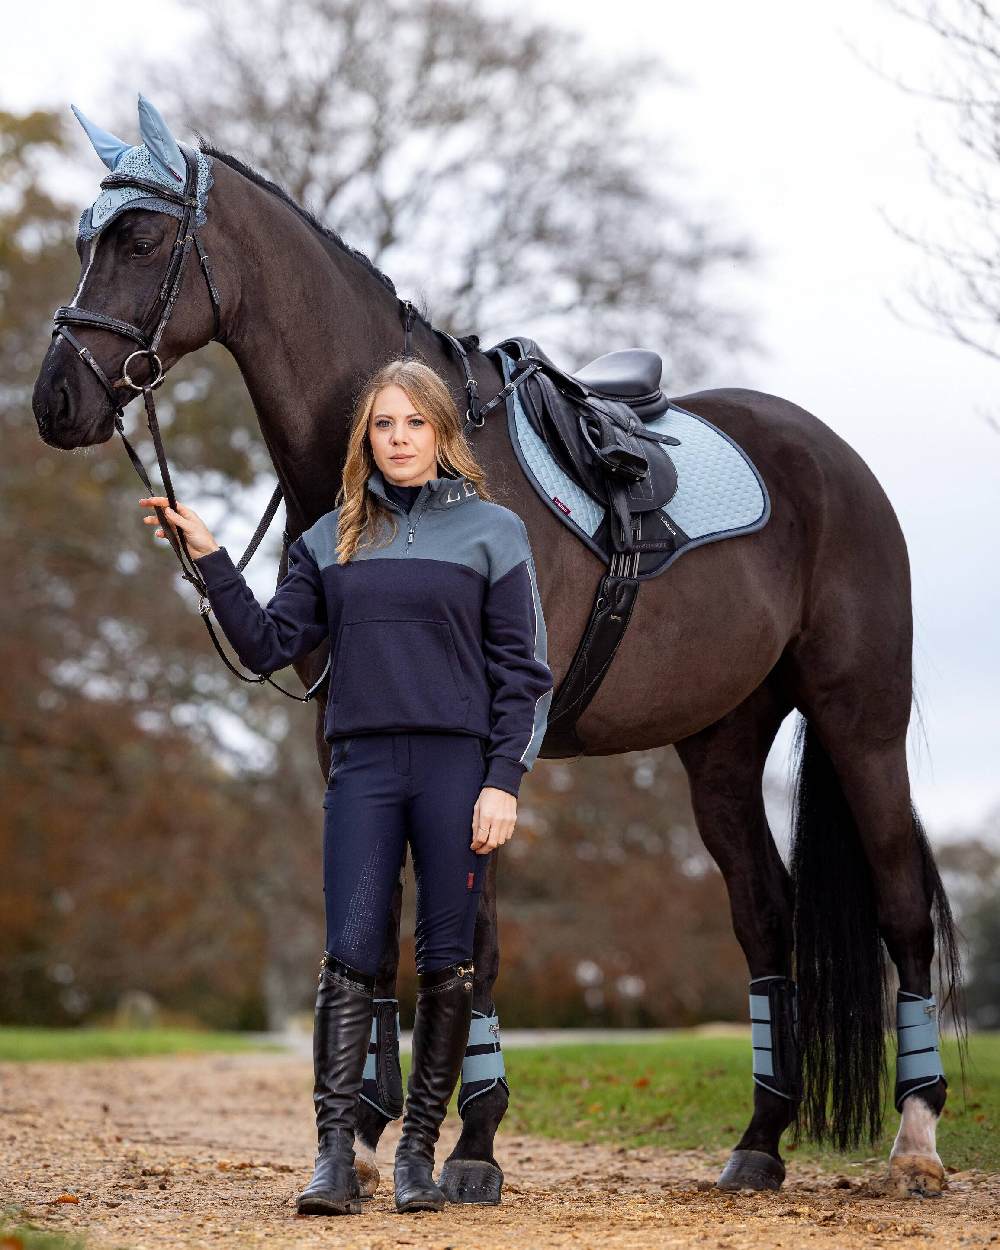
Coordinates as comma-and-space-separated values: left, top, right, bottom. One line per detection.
493, 346, 771, 579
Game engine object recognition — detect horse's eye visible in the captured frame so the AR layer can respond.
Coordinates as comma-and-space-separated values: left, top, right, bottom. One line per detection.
131, 239, 156, 257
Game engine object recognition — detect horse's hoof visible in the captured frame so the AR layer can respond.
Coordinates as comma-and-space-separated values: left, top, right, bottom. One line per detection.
354, 1156, 379, 1199
888, 1153, 945, 1198
716, 1149, 785, 1192
437, 1158, 504, 1205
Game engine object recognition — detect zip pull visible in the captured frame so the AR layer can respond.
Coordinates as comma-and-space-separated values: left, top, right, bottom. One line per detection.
407, 526, 415, 544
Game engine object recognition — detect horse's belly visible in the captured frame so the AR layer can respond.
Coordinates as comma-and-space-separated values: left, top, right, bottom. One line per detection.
569, 535, 799, 752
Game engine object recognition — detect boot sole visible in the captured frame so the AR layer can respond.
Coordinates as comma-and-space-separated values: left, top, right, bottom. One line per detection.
296, 1195, 363, 1216
395, 1195, 446, 1213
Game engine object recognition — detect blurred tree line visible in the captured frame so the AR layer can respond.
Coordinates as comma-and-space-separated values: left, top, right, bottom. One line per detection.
3, 0, 993, 1033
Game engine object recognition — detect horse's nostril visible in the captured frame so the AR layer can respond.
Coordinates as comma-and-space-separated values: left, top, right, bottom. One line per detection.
54, 383, 70, 421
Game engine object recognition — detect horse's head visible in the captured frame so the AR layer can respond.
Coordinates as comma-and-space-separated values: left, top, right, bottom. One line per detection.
32, 94, 221, 449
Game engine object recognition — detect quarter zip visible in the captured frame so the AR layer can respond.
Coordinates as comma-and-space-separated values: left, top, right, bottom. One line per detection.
364, 468, 473, 550
404, 490, 435, 552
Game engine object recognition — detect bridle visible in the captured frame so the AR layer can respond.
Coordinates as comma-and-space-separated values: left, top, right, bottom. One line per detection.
51, 147, 327, 700
49, 147, 515, 703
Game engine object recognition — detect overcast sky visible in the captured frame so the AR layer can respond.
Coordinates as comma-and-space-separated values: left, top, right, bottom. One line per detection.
4, 0, 997, 840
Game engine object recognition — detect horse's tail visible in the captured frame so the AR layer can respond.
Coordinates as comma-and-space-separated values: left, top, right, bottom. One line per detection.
788, 716, 888, 1147
788, 715, 965, 1149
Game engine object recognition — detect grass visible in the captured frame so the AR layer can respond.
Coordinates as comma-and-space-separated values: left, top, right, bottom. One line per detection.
3, 1027, 995, 1172
494, 1033, 1000, 1173
0, 1207, 87, 1249
0, 1027, 282, 1063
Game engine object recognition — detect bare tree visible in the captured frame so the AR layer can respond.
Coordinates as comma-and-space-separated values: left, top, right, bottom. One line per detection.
133, 0, 757, 383
878, 1, 1000, 426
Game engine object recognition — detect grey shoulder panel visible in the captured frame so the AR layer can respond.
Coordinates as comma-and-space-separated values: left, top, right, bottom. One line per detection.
481, 502, 532, 584
301, 507, 342, 570
300, 497, 531, 585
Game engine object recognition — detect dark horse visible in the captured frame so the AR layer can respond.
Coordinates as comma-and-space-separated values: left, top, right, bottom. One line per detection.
33, 116, 963, 1202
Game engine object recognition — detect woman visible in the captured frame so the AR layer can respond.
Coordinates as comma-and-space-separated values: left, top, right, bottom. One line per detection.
139, 357, 553, 1216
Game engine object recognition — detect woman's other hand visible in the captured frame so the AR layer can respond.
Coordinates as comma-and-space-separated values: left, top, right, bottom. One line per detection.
139, 496, 220, 559
471, 786, 517, 854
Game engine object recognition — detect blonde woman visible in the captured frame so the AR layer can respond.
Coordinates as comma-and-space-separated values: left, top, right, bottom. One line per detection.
140, 358, 553, 1216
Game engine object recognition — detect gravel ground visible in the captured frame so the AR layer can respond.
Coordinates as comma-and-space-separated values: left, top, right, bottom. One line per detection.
1, 1051, 997, 1249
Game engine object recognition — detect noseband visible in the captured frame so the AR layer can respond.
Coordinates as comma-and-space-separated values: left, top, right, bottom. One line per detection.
50, 147, 326, 701
53, 147, 221, 401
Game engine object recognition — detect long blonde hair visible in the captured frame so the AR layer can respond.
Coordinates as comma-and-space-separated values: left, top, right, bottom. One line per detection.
334, 357, 494, 564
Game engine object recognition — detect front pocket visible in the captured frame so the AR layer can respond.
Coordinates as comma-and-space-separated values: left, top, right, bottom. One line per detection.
330, 619, 470, 727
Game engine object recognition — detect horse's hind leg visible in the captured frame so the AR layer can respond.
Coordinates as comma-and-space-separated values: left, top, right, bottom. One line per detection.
798, 713, 952, 1197
675, 672, 799, 1191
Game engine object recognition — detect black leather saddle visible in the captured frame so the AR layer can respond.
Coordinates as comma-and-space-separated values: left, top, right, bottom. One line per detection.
493, 336, 681, 556
512, 336, 671, 420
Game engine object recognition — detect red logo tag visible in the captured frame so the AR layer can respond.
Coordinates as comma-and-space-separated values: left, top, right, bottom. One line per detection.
467, 872, 475, 890
553, 496, 572, 515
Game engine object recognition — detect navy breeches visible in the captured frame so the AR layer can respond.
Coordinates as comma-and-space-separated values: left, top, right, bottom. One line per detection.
322, 731, 491, 977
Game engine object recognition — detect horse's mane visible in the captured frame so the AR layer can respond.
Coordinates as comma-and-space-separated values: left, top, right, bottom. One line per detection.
196, 138, 435, 335
194, 139, 493, 359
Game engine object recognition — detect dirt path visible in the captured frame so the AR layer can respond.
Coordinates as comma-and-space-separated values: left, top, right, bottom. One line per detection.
1, 1051, 996, 1249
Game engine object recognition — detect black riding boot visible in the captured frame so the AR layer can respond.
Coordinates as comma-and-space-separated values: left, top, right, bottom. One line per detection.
295, 954, 374, 1216
394, 961, 474, 1213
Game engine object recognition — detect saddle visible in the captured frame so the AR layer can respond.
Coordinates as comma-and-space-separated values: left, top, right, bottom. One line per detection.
479, 336, 769, 759
496, 337, 680, 556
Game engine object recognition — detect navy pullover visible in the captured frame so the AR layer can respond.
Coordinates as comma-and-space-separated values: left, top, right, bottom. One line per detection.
193, 467, 554, 798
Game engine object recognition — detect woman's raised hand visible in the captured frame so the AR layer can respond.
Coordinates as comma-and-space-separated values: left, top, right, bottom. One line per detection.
139, 496, 220, 560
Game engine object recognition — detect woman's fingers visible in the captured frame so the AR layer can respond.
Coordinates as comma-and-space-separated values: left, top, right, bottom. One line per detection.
139, 497, 192, 531
139, 495, 190, 516
140, 497, 217, 559
470, 803, 515, 853
163, 506, 192, 530
473, 828, 512, 855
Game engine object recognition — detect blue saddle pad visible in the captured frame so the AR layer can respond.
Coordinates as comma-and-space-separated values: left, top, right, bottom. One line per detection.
494, 347, 770, 579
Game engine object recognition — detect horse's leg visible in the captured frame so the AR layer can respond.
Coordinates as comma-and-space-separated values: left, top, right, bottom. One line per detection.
799, 721, 953, 1196
438, 852, 508, 1205
785, 525, 965, 1190
352, 872, 404, 1197
674, 673, 798, 1191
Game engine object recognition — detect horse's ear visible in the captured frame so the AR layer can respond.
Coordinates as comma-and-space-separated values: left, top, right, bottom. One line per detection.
136, 93, 185, 185
70, 104, 130, 171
